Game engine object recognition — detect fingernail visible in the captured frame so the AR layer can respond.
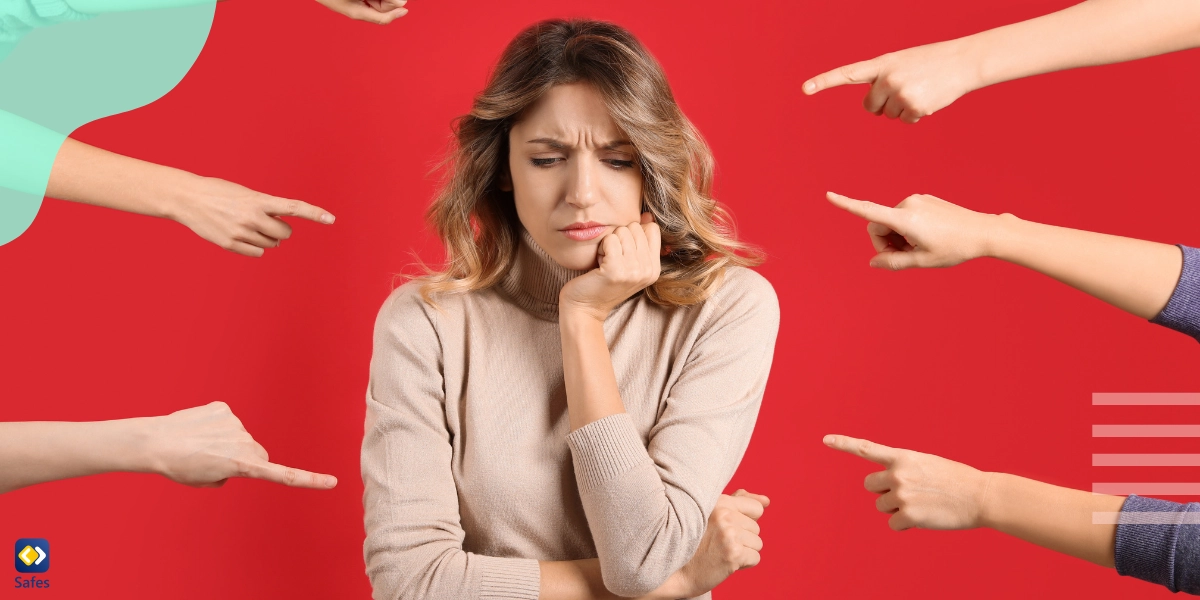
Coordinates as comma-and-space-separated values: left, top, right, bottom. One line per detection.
321, 214, 336, 225
823, 435, 835, 445
804, 81, 816, 93
325, 476, 337, 488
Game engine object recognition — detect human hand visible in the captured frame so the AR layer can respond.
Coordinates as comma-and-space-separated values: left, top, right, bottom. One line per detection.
803, 39, 982, 123
146, 401, 337, 489
824, 434, 993, 531
664, 490, 769, 598
558, 213, 662, 322
315, 0, 408, 25
170, 175, 335, 257
826, 191, 1003, 270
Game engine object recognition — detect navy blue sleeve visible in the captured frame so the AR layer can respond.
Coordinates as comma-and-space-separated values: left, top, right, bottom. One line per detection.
1115, 494, 1200, 594
1151, 245, 1200, 342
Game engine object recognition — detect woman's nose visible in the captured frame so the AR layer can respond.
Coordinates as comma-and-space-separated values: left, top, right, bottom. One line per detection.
565, 157, 599, 209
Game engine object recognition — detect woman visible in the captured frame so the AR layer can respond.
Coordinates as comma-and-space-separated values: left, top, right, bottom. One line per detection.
361, 19, 780, 600
825, 191, 1200, 594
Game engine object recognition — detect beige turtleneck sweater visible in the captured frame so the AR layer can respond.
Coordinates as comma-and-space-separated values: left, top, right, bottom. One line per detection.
361, 231, 779, 600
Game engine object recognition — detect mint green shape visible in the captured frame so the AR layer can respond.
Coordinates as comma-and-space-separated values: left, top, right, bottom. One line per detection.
0, 0, 216, 246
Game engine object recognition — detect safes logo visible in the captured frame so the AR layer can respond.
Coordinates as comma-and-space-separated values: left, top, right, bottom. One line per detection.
14, 540, 48, 574
13, 539, 50, 590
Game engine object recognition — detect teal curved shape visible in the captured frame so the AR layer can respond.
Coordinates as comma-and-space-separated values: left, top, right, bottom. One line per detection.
0, 0, 216, 246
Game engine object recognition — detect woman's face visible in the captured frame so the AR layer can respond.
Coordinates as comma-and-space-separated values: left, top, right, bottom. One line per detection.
506, 83, 644, 271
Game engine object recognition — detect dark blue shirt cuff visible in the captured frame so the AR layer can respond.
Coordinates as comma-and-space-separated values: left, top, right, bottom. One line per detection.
1151, 245, 1200, 343
1115, 494, 1200, 594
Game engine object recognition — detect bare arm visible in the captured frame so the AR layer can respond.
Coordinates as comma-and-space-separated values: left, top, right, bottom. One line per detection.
0, 402, 336, 494
805, 0, 1200, 122
824, 435, 1124, 567
826, 192, 1185, 320
48, 138, 335, 257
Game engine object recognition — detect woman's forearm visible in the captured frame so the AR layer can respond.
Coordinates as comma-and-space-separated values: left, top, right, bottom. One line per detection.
965, 0, 1200, 91
985, 213, 1183, 319
539, 560, 682, 600
559, 311, 626, 432
47, 137, 196, 221
0, 419, 153, 494
980, 472, 1125, 568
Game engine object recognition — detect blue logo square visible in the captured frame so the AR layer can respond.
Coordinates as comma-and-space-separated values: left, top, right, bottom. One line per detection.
14, 539, 49, 573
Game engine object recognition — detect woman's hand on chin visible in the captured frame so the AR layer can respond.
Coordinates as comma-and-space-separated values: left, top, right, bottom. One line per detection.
559, 213, 662, 323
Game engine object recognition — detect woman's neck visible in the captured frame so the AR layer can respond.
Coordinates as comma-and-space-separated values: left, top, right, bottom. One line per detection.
498, 228, 590, 321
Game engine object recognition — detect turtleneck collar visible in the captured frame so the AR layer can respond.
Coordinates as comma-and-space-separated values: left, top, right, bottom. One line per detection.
498, 228, 590, 322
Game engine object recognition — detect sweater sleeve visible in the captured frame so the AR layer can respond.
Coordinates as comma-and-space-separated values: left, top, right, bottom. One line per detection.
1115, 494, 1200, 594
361, 286, 541, 600
1151, 245, 1200, 343
0, 0, 91, 60
565, 269, 780, 597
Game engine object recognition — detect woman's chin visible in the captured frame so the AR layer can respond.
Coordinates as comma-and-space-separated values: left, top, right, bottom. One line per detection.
548, 246, 599, 272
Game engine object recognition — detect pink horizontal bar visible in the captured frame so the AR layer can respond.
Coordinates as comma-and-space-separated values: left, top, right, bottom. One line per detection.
1093, 393, 1200, 405
1094, 454, 1200, 466
1093, 424, 1200, 437
1093, 483, 1200, 495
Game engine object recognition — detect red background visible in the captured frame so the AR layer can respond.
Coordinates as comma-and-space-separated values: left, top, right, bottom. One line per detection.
2, 0, 1198, 597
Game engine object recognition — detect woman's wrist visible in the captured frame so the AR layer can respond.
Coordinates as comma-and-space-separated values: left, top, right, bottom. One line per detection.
980, 212, 1021, 261
144, 167, 202, 224
107, 417, 162, 475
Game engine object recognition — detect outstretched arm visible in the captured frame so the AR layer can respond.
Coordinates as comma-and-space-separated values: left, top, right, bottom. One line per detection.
47, 138, 336, 257
0, 401, 337, 494
826, 192, 1197, 338
804, 0, 1200, 123
824, 434, 1200, 594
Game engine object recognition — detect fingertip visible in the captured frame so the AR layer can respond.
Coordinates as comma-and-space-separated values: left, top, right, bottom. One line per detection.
823, 434, 836, 446
321, 213, 336, 225
325, 475, 338, 488
803, 80, 818, 95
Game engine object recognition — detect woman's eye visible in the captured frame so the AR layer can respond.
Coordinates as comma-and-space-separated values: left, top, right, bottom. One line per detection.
605, 159, 635, 169
530, 157, 561, 167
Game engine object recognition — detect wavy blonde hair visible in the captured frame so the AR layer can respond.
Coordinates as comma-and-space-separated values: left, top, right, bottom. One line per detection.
420, 19, 762, 307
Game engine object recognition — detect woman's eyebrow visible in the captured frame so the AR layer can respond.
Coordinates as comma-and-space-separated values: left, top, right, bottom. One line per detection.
526, 138, 634, 150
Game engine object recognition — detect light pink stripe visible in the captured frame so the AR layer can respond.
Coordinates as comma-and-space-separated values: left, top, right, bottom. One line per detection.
1093, 483, 1200, 495
1093, 424, 1200, 437
1093, 393, 1200, 405
1093, 454, 1200, 466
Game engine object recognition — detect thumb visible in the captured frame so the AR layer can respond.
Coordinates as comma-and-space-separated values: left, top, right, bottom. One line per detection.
870, 249, 924, 271
349, 3, 407, 24
733, 489, 771, 508
804, 59, 879, 95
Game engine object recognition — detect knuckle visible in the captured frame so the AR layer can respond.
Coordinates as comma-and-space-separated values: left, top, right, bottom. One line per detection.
284, 468, 298, 486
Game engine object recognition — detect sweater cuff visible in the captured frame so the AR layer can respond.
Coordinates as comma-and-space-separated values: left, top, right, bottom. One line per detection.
30, 0, 91, 20
1151, 245, 1200, 343
476, 555, 540, 600
1115, 494, 1200, 593
566, 413, 652, 491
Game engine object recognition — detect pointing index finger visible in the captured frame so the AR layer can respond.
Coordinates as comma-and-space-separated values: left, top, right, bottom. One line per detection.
823, 434, 897, 466
826, 192, 900, 227
244, 459, 338, 489
265, 196, 336, 225
804, 59, 879, 95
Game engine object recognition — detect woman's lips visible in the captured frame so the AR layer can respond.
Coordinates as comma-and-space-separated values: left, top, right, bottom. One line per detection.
561, 225, 607, 241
